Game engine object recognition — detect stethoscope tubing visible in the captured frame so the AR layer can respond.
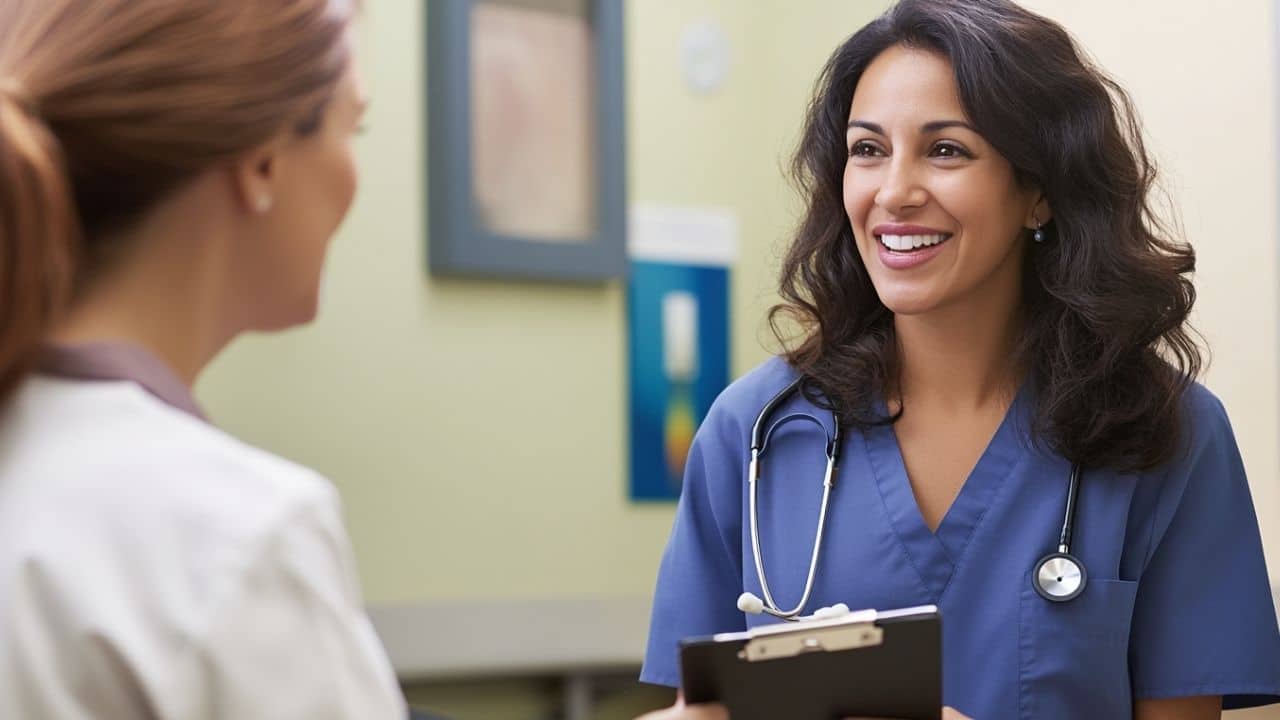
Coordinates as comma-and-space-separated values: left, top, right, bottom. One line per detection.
748, 447, 837, 619
744, 376, 1088, 619
747, 378, 842, 621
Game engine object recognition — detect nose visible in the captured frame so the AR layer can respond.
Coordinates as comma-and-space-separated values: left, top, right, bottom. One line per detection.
874, 155, 928, 215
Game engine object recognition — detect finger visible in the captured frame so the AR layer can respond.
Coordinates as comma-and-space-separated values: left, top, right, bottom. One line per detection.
688, 704, 729, 720
635, 702, 729, 720
844, 707, 970, 720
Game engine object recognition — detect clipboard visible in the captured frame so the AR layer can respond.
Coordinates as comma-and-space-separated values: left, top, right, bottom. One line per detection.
679, 605, 941, 720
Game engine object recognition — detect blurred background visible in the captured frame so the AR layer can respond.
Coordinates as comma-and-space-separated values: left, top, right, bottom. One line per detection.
193, 1, 1280, 718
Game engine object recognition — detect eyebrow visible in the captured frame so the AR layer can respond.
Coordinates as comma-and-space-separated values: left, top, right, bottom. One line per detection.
847, 119, 977, 134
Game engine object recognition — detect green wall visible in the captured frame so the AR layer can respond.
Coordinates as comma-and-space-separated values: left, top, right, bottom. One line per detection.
195, 1, 877, 716
197, 0, 877, 606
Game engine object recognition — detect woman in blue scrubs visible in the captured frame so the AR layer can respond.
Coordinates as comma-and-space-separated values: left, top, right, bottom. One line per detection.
641, 1, 1280, 718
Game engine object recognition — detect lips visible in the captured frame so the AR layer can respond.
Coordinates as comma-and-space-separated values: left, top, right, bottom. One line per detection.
877, 233, 949, 252
870, 224, 953, 270
871, 224, 953, 253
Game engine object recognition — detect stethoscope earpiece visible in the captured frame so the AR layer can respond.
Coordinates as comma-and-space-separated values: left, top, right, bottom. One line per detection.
737, 592, 765, 615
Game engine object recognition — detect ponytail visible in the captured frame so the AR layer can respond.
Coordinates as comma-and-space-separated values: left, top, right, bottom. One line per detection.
0, 79, 78, 402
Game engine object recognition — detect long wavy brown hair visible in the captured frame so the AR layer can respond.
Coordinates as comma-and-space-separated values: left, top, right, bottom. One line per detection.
770, 0, 1202, 472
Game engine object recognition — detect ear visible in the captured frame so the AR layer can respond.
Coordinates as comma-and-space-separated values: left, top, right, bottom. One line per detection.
231, 140, 283, 215
1025, 194, 1053, 229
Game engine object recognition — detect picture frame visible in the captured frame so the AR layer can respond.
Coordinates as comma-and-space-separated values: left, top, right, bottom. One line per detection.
426, 0, 627, 282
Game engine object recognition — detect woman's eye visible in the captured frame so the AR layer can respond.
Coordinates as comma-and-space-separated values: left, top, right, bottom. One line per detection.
848, 141, 882, 158
930, 142, 971, 159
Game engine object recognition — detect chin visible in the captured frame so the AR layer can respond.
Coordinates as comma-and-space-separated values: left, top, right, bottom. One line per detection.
251, 295, 320, 332
290, 299, 321, 327
874, 287, 942, 317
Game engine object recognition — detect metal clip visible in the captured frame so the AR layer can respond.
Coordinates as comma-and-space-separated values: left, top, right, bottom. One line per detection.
738, 621, 884, 662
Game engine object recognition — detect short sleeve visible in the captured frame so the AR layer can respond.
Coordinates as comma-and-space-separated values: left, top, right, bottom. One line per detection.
640, 405, 748, 687
173, 491, 406, 720
1129, 391, 1280, 709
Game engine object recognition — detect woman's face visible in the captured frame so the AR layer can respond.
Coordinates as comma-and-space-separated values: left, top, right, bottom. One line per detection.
243, 36, 367, 330
843, 44, 1042, 318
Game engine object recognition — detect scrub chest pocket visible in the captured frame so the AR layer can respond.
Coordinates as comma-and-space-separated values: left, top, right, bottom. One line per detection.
1019, 578, 1139, 720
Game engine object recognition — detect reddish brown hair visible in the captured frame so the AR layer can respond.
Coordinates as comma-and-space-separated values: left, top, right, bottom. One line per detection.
0, 0, 355, 401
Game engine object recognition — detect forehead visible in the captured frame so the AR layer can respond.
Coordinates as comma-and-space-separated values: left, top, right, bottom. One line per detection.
848, 44, 966, 122
332, 52, 367, 109
345, 24, 365, 83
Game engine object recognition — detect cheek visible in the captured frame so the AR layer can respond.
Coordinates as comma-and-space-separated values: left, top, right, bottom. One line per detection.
293, 142, 356, 293
842, 165, 876, 229
947, 178, 1025, 251
940, 182, 985, 226
329, 142, 359, 225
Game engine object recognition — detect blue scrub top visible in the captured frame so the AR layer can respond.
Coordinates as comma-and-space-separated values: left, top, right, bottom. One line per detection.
641, 358, 1280, 718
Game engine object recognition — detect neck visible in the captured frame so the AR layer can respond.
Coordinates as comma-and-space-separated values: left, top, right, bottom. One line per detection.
47, 205, 235, 388
893, 289, 1025, 413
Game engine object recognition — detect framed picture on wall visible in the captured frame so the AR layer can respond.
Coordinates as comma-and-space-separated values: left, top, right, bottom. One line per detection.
426, 0, 626, 282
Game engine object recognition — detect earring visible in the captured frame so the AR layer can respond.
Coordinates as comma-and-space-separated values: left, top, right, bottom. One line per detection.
1033, 220, 1045, 243
256, 194, 273, 213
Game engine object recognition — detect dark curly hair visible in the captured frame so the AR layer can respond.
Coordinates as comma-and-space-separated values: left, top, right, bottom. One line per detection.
770, 0, 1202, 472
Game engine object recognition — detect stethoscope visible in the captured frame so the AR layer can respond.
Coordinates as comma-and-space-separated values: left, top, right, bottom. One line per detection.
735, 377, 1088, 622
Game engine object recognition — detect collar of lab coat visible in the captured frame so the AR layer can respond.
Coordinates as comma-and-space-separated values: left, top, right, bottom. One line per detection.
35, 342, 208, 422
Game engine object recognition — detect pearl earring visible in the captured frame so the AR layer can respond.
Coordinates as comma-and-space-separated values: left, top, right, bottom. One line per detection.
256, 195, 273, 213
1024, 212, 1044, 243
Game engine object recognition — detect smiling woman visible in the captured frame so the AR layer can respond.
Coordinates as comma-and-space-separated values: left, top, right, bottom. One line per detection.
777, 3, 1202, 472
640, 1, 1280, 718
843, 51, 1042, 323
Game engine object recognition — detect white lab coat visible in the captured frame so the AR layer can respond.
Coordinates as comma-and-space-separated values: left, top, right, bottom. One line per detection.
0, 376, 406, 719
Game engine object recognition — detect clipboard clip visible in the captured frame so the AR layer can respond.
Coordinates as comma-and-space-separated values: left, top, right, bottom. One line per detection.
737, 619, 884, 662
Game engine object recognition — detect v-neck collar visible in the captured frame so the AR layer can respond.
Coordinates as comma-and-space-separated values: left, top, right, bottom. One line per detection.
865, 383, 1032, 600
35, 342, 208, 422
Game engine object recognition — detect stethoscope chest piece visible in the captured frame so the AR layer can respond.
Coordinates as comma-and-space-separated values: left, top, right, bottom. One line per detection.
1033, 550, 1087, 602
1031, 463, 1088, 603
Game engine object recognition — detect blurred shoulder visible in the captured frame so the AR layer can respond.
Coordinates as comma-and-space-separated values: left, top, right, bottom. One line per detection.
0, 376, 342, 582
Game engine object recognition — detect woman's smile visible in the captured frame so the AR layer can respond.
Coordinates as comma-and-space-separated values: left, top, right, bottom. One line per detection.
873, 222, 953, 270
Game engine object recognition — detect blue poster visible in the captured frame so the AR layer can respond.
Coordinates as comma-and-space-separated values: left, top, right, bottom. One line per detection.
628, 261, 729, 501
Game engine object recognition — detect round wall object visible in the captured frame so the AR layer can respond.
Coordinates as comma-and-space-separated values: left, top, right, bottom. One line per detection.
681, 20, 730, 94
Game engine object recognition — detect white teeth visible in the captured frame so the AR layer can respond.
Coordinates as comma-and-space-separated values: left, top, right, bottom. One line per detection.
878, 234, 947, 251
